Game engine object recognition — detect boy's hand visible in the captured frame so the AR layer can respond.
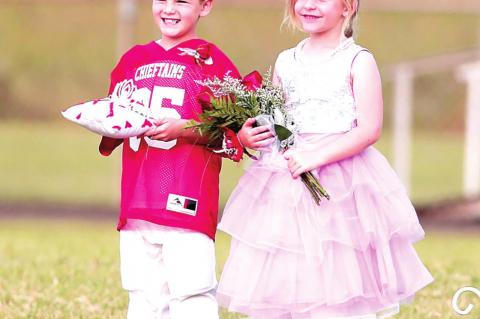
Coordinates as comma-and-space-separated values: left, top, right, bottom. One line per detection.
144, 118, 187, 142
238, 118, 275, 150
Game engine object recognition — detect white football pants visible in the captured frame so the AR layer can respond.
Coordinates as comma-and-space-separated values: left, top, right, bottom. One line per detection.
120, 225, 219, 319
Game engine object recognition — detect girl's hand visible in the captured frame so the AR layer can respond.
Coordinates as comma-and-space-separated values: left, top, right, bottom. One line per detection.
238, 118, 275, 150
283, 149, 322, 179
144, 118, 187, 142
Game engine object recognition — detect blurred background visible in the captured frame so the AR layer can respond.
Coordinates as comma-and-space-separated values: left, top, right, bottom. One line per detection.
1, 0, 479, 318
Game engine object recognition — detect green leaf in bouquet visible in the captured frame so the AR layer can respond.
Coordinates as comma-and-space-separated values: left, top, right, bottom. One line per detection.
274, 124, 293, 142
185, 119, 200, 129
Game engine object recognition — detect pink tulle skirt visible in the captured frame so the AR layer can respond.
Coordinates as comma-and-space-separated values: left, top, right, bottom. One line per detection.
217, 134, 434, 319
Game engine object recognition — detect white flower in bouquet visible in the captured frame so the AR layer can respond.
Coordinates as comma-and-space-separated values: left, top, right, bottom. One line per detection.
273, 107, 285, 127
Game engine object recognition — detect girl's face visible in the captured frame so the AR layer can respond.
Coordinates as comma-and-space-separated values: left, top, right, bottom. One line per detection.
152, 0, 212, 44
294, 0, 347, 36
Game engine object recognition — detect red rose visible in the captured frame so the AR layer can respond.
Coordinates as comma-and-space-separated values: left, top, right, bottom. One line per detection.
194, 44, 213, 67
223, 128, 244, 162
197, 86, 213, 110
196, 44, 211, 61
242, 71, 263, 91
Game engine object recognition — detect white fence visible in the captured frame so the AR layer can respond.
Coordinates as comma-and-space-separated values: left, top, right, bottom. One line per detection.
386, 50, 480, 197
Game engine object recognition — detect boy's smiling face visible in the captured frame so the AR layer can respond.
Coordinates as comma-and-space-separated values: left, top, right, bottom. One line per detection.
152, 0, 212, 48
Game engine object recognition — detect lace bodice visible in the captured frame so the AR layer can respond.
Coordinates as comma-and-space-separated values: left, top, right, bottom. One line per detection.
275, 38, 368, 134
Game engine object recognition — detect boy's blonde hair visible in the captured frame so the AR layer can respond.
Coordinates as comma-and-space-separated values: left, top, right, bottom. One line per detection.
283, 0, 360, 38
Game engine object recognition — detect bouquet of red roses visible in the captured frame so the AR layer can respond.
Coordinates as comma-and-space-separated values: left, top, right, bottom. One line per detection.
192, 70, 330, 204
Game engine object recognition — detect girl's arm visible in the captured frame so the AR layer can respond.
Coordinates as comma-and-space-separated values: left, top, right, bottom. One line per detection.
284, 52, 384, 178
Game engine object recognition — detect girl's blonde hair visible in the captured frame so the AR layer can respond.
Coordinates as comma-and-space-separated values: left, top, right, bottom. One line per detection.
283, 0, 360, 38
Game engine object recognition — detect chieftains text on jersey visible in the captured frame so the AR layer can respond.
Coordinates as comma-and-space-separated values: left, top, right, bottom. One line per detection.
135, 63, 186, 81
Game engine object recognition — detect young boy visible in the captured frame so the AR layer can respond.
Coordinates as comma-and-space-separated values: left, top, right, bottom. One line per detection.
99, 1, 240, 318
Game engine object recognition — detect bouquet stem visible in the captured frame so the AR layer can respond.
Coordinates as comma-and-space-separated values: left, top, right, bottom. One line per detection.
300, 172, 330, 205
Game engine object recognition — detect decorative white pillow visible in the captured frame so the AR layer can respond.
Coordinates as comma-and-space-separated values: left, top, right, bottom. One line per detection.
62, 98, 156, 138
62, 79, 180, 139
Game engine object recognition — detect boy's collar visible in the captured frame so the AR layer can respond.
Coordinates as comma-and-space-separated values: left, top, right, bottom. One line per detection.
153, 38, 207, 52
153, 38, 213, 67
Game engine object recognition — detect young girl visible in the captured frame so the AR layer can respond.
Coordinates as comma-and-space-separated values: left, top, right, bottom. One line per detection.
217, 0, 434, 318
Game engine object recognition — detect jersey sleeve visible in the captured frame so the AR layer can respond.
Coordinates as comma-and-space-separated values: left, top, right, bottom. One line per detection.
98, 47, 138, 156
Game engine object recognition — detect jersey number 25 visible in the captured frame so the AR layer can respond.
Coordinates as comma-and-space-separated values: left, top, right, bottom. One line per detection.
129, 86, 184, 152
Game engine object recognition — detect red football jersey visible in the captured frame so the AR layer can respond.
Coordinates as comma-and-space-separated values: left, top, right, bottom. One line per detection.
101, 39, 240, 239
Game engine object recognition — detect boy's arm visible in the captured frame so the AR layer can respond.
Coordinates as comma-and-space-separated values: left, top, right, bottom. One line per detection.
144, 118, 213, 145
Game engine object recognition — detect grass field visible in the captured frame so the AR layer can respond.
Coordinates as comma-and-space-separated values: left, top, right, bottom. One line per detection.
0, 120, 466, 207
1, 5, 479, 317
0, 220, 479, 318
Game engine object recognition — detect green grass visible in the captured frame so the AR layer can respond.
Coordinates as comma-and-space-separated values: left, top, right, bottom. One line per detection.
0, 5, 478, 318
0, 120, 467, 207
0, 220, 479, 318
375, 130, 466, 204
0, 120, 246, 208
0, 220, 124, 319
0, 121, 120, 207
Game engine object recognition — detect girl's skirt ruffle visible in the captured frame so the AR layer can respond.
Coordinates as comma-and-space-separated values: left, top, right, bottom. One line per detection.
217, 135, 433, 319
